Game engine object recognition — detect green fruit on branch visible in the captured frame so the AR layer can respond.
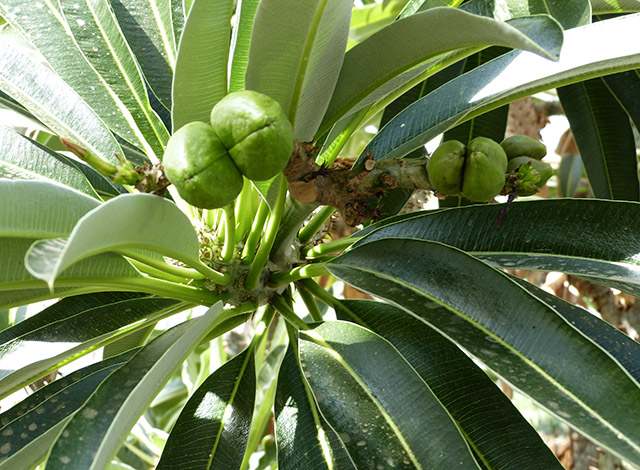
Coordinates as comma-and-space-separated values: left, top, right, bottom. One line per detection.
507, 156, 553, 196
500, 135, 547, 161
163, 121, 244, 209
427, 139, 466, 196
210, 90, 294, 181
461, 137, 508, 202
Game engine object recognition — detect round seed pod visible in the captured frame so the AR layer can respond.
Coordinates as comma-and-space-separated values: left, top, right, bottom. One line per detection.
163, 122, 243, 209
500, 135, 547, 161
427, 140, 466, 196
461, 137, 508, 202
210, 90, 294, 181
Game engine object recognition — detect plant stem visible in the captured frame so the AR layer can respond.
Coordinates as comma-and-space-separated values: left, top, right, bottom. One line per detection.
221, 203, 236, 263
297, 278, 342, 310
269, 263, 329, 286
271, 295, 310, 330
297, 205, 335, 243
305, 236, 360, 259
126, 258, 194, 283
241, 199, 270, 265
234, 178, 254, 244
118, 249, 207, 280
316, 107, 370, 167
244, 176, 288, 291
296, 282, 324, 322
204, 208, 220, 229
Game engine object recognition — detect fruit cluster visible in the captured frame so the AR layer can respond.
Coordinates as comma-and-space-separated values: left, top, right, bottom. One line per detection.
427, 135, 551, 202
163, 90, 294, 209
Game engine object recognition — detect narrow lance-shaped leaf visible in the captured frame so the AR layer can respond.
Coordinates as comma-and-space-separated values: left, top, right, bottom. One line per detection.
320, 8, 563, 135
275, 345, 356, 470
60, 0, 170, 159
110, 0, 177, 109
362, 13, 640, 164
328, 238, 640, 466
336, 299, 564, 470
0, 127, 120, 199
46, 302, 232, 470
0, 349, 138, 470
557, 78, 640, 201
357, 199, 640, 297
602, 69, 640, 133
24, 193, 204, 288
299, 321, 482, 469
245, 0, 353, 140
0, 32, 123, 165
172, 0, 234, 131
0, 292, 184, 400
228, 0, 260, 93
156, 347, 256, 469
0, 0, 148, 151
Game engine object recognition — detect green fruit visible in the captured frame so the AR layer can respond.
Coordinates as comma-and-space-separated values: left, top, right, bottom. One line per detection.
211, 90, 294, 181
427, 140, 466, 196
461, 137, 508, 202
163, 122, 243, 209
507, 156, 553, 196
500, 135, 547, 161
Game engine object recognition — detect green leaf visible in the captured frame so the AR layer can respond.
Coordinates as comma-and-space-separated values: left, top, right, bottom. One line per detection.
320, 8, 563, 134
156, 347, 256, 469
363, 13, 640, 163
510, 276, 640, 386
251, 174, 284, 212
348, 0, 406, 44
0, 32, 123, 165
398, 0, 463, 19
461, 0, 591, 29
558, 153, 583, 197
0, 292, 184, 400
0, 350, 137, 470
591, 0, 640, 13
228, 0, 260, 93
0, 127, 118, 199
0, 1, 147, 152
336, 300, 564, 470
46, 302, 232, 470
275, 345, 357, 469
171, 0, 234, 131
110, 0, 177, 110
357, 199, 640, 297
557, 78, 639, 201
245, 0, 353, 140
299, 321, 482, 469
60, 0, 170, 159
24, 193, 202, 288
328, 238, 640, 466
601, 69, 640, 141
0, 180, 99, 239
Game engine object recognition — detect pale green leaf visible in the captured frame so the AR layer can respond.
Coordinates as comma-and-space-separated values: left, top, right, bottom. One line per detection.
171, 0, 234, 131
228, 0, 260, 93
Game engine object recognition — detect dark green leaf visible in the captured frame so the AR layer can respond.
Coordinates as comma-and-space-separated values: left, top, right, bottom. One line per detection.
602, 69, 640, 134
0, 350, 137, 469
157, 348, 256, 469
558, 153, 583, 197
0, 292, 183, 399
328, 238, 640, 465
336, 299, 564, 470
46, 302, 231, 469
275, 345, 356, 470
299, 321, 482, 469
357, 199, 640, 297
362, 14, 640, 163
461, 0, 591, 29
557, 78, 639, 201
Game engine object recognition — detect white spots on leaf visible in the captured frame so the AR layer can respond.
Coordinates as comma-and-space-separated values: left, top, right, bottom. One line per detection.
0, 443, 11, 454
339, 432, 350, 443
386, 457, 396, 467
35, 406, 45, 414
28, 423, 37, 431
62, 430, 69, 438
356, 440, 366, 447
1, 428, 13, 436
82, 408, 98, 419
76, 19, 86, 27
59, 456, 71, 464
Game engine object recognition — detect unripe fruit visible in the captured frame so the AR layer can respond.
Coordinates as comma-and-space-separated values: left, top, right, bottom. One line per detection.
461, 137, 508, 202
507, 156, 553, 196
500, 135, 547, 161
427, 140, 466, 196
163, 122, 243, 209
211, 90, 294, 181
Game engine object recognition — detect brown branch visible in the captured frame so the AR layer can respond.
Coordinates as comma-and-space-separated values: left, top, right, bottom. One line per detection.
283, 141, 430, 225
